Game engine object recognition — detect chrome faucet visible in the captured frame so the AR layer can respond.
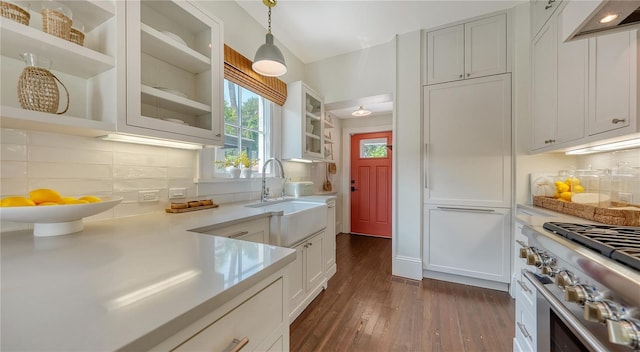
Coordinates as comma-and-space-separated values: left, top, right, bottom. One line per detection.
261, 158, 285, 202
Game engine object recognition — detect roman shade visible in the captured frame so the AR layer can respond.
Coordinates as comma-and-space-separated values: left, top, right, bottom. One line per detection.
224, 44, 287, 106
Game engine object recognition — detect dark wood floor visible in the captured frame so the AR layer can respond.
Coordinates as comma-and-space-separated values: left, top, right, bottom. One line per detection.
290, 233, 515, 352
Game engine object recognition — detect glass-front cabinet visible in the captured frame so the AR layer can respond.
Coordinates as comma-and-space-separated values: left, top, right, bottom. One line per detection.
124, 0, 223, 145
283, 81, 326, 161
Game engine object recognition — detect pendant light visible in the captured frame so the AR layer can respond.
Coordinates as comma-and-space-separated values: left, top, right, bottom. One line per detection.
253, 0, 287, 77
352, 106, 371, 117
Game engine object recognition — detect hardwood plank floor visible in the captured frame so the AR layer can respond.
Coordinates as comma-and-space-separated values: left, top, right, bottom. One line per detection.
290, 233, 515, 351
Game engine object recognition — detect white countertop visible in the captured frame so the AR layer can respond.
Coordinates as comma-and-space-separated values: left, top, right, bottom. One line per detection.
1, 202, 297, 351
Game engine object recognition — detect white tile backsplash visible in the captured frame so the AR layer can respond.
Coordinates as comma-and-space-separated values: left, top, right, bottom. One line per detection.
1, 161, 27, 178
0, 144, 27, 161
578, 149, 640, 170
29, 146, 112, 164
28, 162, 112, 179
0, 129, 27, 144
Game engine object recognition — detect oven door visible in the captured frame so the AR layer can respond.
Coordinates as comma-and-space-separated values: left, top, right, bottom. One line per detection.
523, 271, 614, 352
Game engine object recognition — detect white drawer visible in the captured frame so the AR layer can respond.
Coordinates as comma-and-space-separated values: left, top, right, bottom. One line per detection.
515, 304, 537, 352
174, 277, 284, 351
516, 272, 536, 311
201, 217, 269, 244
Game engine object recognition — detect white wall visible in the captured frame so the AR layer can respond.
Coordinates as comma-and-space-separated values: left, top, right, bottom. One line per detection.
304, 41, 395, 103
394, 31, 423, 280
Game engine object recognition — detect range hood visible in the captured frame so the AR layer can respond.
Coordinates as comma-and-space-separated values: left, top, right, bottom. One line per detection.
562, 0, 640, 42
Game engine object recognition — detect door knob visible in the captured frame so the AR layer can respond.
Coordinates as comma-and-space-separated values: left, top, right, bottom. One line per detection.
351, 186, 358, 192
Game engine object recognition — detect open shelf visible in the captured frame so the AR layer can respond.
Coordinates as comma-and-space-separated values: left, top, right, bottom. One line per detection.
141, 85, 211, 116
0, 105, 115, 136
140, 23, 210, 74
0, 18, 115, 78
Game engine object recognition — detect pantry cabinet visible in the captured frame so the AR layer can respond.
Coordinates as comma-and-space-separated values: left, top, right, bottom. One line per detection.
283, 81, 326, 161
531, 2, 587, 150
124, 0, 224, 145
289, 230, 326, 322
0, 1, 123, 135
423, 205, 511, 284
531, 0, 562, 39
425, 13, 507, 85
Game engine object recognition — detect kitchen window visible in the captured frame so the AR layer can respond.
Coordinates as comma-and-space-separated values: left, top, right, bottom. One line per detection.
212, 80, 274, 176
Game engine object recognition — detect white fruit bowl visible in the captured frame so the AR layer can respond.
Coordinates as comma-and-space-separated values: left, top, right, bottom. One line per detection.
0, 197, 123, 237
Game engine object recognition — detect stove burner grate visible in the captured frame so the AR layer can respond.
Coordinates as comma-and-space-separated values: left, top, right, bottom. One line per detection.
543, 222, 640, 271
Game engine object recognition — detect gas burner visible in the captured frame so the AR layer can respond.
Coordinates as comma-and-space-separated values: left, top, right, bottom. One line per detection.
543, 222, 640, 271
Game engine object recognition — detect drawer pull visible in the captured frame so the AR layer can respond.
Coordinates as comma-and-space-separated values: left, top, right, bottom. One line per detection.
516, 240, 527, 248
228, 231, 249, 239
437, 206, 495, 213
612, 118, 626, 124
517, 322, 532, 341
517, 279, 532, 294
227, 337, 249, 352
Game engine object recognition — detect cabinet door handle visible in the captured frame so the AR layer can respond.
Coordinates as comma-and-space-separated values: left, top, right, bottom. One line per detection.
437, 206, 495, 213
459, 74, 463, 78
308, 242, 313, 247
216, 133, 222, 137
228, 231, 249, 239
612, 118, 626, 124
466, 73, 470, 77
516, 240, 528, 248
517, 279, 532, 294
228, 337, 250, 352
517, 322, 532, 341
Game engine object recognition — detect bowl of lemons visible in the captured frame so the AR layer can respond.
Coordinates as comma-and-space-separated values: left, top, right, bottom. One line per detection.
0, 189, 122, 237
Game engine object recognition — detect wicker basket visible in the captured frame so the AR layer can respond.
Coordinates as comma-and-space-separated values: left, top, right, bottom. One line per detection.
1, 1, 30, 25
41, 8, 71, 40
70, 27, 84, 46
18, 66, 69, 114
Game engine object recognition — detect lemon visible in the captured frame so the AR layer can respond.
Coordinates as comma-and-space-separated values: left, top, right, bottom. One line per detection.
554, 191, 561, 199
560, 191, 572, 202
556, 183, 570, 193
1, 196, 36, 207
62, 197, 89, 205
37, 202, 60, 206
30, 189, 63, 205
79, 195, 101, 203
573, 185, 585, 193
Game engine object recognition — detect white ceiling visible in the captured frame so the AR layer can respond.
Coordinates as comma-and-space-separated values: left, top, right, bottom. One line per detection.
235, 0, 523, 118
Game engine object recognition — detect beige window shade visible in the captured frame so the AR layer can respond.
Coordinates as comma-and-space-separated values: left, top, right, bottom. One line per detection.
224, 45, 287, 106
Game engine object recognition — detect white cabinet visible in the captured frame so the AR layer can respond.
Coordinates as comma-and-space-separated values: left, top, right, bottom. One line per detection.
531, 2, 588, 151
323, 198, 337, 278
198, 217, 270, 244
423, 74, 511, 208
283, 81, 326, 161
124, 0, 223, 145
423, 205, 511, 284
512, 221, 537, 351
152, 271, 289, 352
588, 30, 638, 136
0, 1, 122, 135
425, 13, 507, 85
289, 230, 326, 322
531, 0, 562, 38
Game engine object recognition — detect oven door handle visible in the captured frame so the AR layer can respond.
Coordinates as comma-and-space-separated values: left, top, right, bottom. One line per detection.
523, 271, 610, 352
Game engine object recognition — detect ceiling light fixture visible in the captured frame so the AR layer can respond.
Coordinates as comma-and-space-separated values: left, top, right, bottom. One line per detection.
599, 13, 619, 24
352, 106, 371, 117
252, 0, 287, 77
100, 134, 203, 150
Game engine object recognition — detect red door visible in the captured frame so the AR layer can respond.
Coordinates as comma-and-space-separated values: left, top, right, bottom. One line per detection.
350, 131, 392, 238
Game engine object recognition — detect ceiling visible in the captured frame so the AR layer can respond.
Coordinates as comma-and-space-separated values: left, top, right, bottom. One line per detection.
236, 0, 523, 118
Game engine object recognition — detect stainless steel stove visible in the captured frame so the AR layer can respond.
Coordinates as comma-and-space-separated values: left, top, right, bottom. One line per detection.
522, 222, 640, 351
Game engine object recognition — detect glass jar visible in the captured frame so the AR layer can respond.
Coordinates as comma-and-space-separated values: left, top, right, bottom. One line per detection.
605, 163, 640, 208
572, 168, 604, 206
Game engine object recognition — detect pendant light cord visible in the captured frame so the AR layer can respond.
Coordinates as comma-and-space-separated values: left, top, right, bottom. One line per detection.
267, 6, 272, 34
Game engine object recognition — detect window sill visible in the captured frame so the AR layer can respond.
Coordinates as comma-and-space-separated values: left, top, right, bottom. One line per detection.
194, 175, 272, 184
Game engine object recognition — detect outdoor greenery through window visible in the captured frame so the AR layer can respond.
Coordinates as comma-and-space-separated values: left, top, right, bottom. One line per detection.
218, 79, 271, 173
360, 138, 388, 158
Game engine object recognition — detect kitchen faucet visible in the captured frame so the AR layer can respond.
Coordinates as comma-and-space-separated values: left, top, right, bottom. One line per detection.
261, 158, 285, 202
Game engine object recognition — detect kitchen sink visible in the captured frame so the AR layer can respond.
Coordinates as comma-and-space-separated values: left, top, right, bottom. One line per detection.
246, 200, 327, 247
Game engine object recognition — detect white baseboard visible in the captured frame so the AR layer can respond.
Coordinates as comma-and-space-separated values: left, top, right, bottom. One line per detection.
392, 255, 423, 280
422, 270, 510, 292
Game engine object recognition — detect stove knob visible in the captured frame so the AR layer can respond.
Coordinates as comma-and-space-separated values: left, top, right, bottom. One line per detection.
540, 266, 553, 275
607, 319, 640, 349
527, 253, 542, 267
565, 285, 588, 305
555, 271, 573, 288
519, 247, 531, 259
584, 301, 612, 323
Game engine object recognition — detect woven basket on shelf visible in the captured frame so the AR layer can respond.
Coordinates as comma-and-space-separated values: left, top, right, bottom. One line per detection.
41, 8, 71, 40
70, 27, 84, 46
18, 67, 69, 114
1, 1, 30, 25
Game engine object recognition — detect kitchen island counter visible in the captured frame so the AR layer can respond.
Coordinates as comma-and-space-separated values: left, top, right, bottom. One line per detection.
1, 203, 296, 351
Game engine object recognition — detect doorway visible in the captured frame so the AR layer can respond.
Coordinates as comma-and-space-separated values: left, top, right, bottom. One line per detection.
349, 131, 392, 238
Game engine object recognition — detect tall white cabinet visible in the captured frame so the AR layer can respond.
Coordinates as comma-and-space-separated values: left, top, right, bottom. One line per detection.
422, 74, 512, 290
